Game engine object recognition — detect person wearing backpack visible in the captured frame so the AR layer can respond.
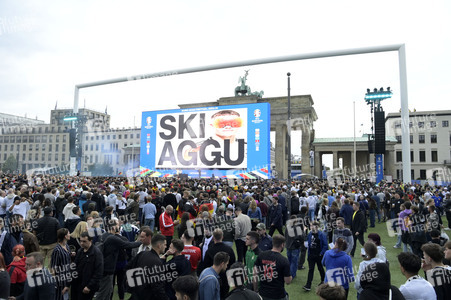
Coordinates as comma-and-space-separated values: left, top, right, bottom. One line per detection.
285, 215, 304, 278
6, 245, 26, 297
96, 219, 141, 300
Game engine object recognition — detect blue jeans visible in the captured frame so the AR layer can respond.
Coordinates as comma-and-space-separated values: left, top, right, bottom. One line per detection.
308, 208, 315, 221
145, 218, 155, 231
287, 248, 300, 278
369, 209, 376, 227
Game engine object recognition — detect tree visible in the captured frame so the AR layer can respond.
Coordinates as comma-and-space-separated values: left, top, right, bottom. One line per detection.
1, 155, 17, 174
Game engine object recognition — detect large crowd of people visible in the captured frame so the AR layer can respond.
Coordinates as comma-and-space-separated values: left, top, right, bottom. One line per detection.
0, 173, 450, 300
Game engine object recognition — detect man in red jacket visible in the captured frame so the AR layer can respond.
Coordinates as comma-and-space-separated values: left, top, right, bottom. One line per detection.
159, 205, 179, 250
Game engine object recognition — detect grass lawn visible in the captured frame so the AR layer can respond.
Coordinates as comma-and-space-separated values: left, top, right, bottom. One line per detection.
109, 217, 448, 300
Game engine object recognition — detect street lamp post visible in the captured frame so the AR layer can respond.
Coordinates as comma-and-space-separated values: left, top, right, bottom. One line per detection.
287, 73, 291, 183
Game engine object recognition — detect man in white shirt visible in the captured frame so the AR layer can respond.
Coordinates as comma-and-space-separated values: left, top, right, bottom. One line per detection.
398, 252, 436, 300
0, 190, 6, 219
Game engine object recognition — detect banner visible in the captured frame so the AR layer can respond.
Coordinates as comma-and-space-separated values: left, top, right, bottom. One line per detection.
140, 103, 271, 178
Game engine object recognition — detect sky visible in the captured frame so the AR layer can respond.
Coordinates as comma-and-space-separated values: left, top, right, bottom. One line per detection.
1, 0, 450, 160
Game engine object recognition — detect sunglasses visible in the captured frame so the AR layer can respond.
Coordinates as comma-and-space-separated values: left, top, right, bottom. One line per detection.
213, 117, 243, 129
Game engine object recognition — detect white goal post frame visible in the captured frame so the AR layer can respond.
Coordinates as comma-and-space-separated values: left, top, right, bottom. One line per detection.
73, 44, 411, 183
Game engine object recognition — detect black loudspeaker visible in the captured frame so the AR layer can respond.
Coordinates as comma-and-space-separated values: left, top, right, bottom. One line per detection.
374, 111, 386, 154
368, 139, 374, 154
69, 129, 76, 157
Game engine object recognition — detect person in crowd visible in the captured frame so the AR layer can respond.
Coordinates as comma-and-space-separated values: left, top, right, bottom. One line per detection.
34, 206, 60, 266
199, 251, 230, 300
181, 230, 202, 275
247, 199, 262, 231
339, 199, 354, 227
421, 243, 451, 300
255, 234, 292, 299
303, 221, 328, 292
62, 196, 77, 222
127, 233, 168, 299
316, 282, 347, 300
202, 228, 236, 299
9, 214, 40, 256
161, 239, 191, 300
69, 231, 104, 300
0, 252, 11, 299
256, 223, 273, 251
398, 251, 436, 300
215, 207, 235, 248
65, 205, 82, 233
409, 205, 428, 258
7, 244, 27, 297
359, 262, 405, 300
234, 206, 252, 263
132, 226, 153, 257
0, 213, 18, 266
160, 205, 180, 251
51, 228, 73, 300
284, 215, 304, 279
225, 262, 262, 300
332, 217, 353, 255
350, 201, 366, 257
172, 275, 199, 300
268, 196, 284, 236
96, 219, 141, 300
10, 252, 55, 300
355, 242, 385, 295
322, 238, 354, 299
444, 240, 451, 265
367, 233, 387, 263
398, 202, 413, 253
244, 231, 261, 290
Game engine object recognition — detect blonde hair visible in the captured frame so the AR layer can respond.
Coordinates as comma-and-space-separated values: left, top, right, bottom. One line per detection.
249, 199, 257, 211
71, 221, 88, 239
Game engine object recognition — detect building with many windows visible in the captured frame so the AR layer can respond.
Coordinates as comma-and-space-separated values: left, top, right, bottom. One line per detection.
0, 108, 140, 175
386, 110, 451, 181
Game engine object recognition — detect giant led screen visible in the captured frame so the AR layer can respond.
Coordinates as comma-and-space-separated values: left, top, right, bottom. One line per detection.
140, 103, 271, 179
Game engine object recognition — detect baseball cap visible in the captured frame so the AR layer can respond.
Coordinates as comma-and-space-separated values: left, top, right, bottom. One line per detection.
256, 223, 266, 230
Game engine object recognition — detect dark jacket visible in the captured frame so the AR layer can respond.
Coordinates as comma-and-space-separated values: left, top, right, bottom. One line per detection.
225, 287, 262, 300
340, 204, 354, 226
351, 210, 367, 234
258, 234, 273, 252
16, 268, 55, 300
269, 204, 283, 227
203, 242, 236, 269
165, 255, 191, 300
307, 230, 328, 256
35, 215, 61, 245
54, 196, 67, 215
102, 232, 141, 275
72, 244, 104, 292
203, 241, 236, 300
129, 249, 168, 300
64, 217, 82, 233
359, 262, 405, 300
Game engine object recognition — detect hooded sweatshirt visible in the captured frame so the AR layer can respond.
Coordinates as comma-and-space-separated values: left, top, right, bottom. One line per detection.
359, 262, 405, 300
322, 249, 354, 289
7, 256, 27, 284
